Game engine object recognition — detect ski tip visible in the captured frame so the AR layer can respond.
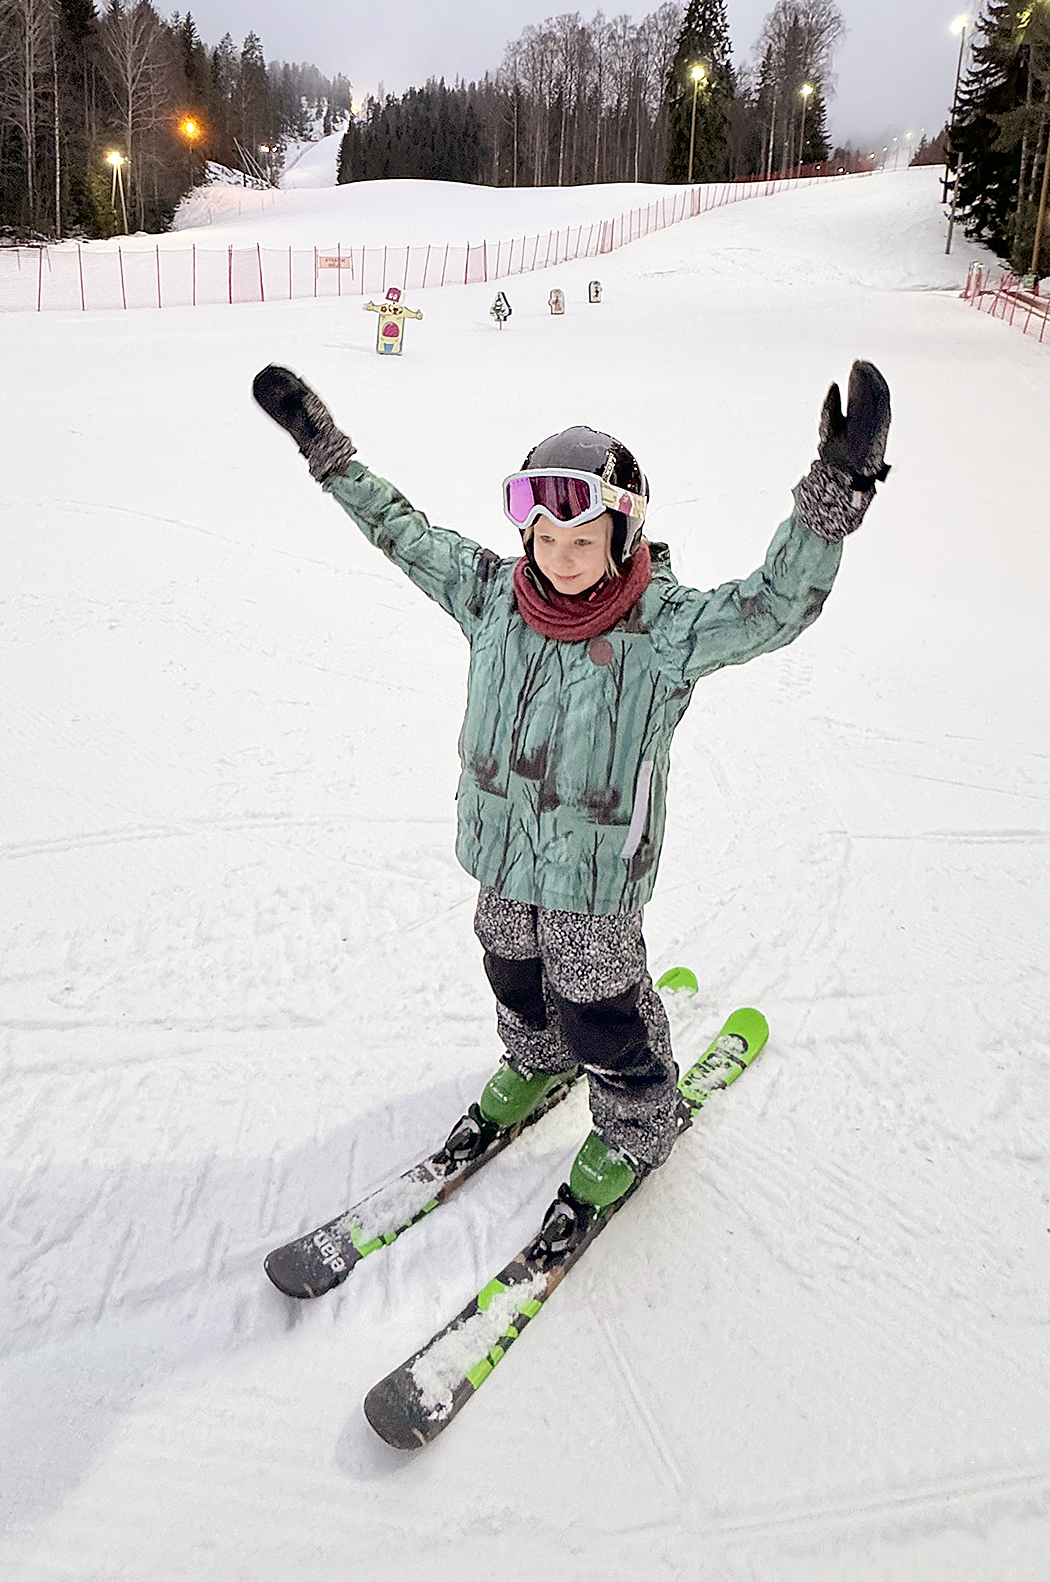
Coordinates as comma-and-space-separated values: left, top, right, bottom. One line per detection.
656, 966, 698, 996
363, 1375, 431, 1451
723, 1007, 769, 1052
263, 1249, 314, 1299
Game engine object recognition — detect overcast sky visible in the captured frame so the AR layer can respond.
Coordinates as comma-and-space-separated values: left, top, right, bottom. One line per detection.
181, 0, 970, 151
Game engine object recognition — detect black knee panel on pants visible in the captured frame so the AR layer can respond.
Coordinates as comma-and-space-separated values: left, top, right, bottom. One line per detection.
553, 983, 650, 1072
483, 951, 547, 1030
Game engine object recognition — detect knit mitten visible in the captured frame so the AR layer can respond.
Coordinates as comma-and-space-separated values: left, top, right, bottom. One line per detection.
252, 365, 357, 483
796, 360, 891, 542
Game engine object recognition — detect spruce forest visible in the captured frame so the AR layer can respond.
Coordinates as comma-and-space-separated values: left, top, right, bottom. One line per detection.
952, 0, 1050, 274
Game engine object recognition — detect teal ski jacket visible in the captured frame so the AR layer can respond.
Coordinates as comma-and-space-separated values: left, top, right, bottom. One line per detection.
324, 461, 843, 916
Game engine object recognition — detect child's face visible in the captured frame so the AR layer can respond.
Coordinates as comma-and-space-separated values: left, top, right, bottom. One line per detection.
531, 511, 614, 593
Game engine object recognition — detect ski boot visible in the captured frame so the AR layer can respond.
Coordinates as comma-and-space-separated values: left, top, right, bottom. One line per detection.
478, 1058, 576, 1130
432, 1060, 578, 1176
568, 1129, 643, 1210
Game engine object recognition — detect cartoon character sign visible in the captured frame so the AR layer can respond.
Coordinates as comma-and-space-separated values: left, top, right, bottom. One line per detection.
588, 280, 602, 303
548, 288, 565, 315
364, 286, 423, 355
490, 291, 513, 328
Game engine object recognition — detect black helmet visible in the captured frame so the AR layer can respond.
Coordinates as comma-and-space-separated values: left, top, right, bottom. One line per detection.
521, 425, 648, 567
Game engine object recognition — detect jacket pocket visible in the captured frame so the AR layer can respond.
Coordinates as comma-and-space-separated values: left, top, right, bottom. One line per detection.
620, 759, 654, 861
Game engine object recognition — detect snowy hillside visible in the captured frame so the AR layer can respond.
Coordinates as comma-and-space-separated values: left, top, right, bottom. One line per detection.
2, 168, 1048, 1582
279, 130, 344, 190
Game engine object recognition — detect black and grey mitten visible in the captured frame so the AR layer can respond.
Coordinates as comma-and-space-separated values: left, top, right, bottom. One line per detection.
796, 360, 891, 543
252, 365, 357, 483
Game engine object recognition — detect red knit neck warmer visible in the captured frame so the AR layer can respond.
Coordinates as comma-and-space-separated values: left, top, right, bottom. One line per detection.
512, 543, 652, 641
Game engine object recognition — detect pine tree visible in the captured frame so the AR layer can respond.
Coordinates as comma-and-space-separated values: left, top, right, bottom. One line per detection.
952, 0, 1030, 261
801, 82, 830, 163
664, 0, 734, 183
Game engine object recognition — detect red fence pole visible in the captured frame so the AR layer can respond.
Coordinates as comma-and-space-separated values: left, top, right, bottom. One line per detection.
257, 242, 265, 303
78, 245, 85, 311
119, 245, 127, 310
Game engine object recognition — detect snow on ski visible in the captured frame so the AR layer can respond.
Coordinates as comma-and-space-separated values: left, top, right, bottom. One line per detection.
264, 1071, 580, 1298
363, 1007, 769, 1449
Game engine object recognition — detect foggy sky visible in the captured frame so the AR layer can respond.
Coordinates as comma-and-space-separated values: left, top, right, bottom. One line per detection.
178, 0, 969, 151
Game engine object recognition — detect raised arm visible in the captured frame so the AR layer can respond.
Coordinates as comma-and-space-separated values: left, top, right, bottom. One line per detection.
654, 361, 892, 684
252, 365, 501, 638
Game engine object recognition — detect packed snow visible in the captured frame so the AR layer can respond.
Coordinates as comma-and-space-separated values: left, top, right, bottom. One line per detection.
409, 1272, 548, 1422
2, 165, 1048, 1582
337, 1165, 442, 1247
279, 131, 344, 192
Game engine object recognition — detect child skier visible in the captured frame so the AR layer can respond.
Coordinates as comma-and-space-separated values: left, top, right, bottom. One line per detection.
253, 361, 891, 1243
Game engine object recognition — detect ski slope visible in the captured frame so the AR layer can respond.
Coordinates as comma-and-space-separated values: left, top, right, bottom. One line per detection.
2, 166, 1048, 1582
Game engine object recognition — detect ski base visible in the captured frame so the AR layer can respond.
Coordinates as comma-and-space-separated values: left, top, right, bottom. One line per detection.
363, 1007, 768, 1449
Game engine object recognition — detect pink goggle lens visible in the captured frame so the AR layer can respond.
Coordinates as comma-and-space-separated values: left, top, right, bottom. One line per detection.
505, 473, 597, 526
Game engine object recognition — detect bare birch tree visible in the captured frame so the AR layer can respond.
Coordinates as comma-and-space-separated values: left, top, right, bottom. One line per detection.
98, 0, 172, 227
0, 0, 54, 229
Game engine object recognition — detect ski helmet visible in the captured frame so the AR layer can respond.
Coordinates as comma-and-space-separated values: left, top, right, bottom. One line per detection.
518, 426, 648, 568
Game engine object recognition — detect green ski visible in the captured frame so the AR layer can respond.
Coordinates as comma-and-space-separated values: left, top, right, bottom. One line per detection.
363, 1006, 769, 1449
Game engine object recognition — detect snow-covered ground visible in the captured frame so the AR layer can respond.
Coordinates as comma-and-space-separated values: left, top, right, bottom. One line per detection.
2, 167, 1048, 1582
115, 132, 716, 253
279, 130, 343, 191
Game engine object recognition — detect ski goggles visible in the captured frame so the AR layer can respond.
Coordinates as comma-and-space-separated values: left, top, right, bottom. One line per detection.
503, 469, 647, 533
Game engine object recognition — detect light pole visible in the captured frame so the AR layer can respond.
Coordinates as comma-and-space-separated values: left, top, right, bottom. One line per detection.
945, 16, 971, 254
688, 63, 707, 184
106, 150, 128, 233
797, 83, 814, 178
944, 14, 969, 203
180, 118, 201, 189
1031, 111, 1050, 276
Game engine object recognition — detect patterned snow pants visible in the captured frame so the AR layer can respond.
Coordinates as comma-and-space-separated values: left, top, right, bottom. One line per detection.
473, 886, 680, 1168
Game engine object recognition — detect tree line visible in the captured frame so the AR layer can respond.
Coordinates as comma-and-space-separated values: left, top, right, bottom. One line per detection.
952, 0, 1050, 275
1, 0, 857, 242
339, 2, 850, 190
0, 0, 351, 239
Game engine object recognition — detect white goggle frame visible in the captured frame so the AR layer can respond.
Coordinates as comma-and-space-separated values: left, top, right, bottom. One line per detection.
502, 467, 647, 534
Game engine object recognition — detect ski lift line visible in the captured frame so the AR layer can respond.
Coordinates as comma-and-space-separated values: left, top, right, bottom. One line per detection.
2, 171, 860, 315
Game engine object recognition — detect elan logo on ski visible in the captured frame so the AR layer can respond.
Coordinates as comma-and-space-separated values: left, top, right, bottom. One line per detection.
311, 1231, 347, 1274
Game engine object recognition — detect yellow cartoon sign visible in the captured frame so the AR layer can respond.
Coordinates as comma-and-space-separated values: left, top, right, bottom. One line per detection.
364, 286, 423, 355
